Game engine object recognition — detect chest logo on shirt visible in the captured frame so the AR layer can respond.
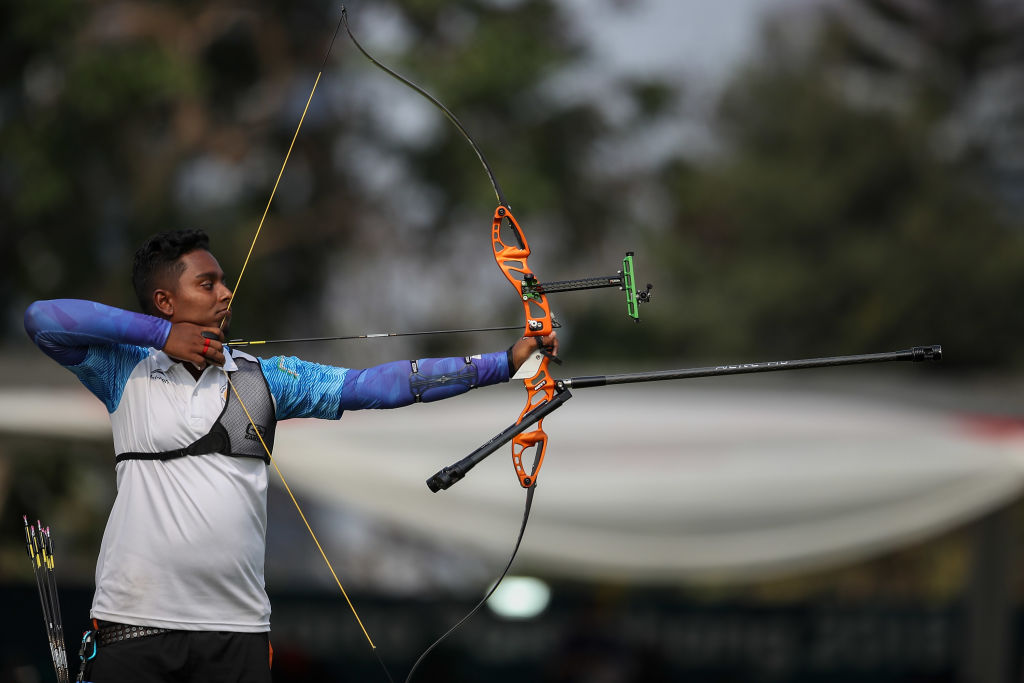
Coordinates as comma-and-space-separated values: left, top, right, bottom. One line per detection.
149, 369, 170, 384
245, 423, 267, 442
277, 358, 300, 379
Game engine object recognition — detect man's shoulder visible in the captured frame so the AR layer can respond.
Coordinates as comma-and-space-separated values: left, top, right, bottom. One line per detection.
69, 344, 154, 413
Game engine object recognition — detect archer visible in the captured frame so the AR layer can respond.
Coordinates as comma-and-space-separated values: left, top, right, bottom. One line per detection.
23, 228, 557, 683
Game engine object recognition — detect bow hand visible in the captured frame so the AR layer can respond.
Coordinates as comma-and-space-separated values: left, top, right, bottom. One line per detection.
509, 331, 558, 376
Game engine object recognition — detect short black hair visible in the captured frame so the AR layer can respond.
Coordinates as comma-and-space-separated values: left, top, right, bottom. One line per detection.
132, 229, 211, 315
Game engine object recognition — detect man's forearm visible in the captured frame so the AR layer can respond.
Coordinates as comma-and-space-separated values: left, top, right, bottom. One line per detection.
339, 353, 510, 410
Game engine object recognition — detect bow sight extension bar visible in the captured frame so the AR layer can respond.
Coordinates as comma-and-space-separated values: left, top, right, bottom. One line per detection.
522, 251, 653, 321
426, 344, 942, 492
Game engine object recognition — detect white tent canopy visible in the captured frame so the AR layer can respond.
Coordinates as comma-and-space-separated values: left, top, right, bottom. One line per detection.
2, 383, 1022, 582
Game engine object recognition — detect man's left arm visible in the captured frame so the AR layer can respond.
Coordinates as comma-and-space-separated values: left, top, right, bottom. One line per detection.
262, 352, 510, 421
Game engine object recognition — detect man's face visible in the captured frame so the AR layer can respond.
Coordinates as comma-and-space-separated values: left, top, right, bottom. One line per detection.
159, 249, 233, 329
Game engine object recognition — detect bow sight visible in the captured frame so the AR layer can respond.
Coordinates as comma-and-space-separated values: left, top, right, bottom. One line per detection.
520, 251, 653, 323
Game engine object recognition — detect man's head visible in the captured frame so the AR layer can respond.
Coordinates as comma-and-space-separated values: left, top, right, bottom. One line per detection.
132, 230, 232, 327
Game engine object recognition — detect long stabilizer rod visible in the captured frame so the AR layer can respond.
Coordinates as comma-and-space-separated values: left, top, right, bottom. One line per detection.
558, 345, 942, 390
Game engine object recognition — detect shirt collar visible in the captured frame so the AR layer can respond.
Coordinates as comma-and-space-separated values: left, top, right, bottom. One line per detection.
152, 346, 238, 373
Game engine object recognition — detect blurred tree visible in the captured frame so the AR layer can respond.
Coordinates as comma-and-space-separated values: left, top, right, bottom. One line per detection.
1, 0, 346, 327
5, 0, 1019, 370
823, 0, 1024, 210
616, 2, 1024, 369
0, 0, 653, 358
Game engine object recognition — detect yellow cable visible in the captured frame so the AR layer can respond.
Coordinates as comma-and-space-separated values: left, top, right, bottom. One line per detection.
216, 16, 383, 655
226, 376, 379, 650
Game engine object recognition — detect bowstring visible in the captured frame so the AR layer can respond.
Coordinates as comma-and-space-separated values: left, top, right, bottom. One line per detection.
219, 9, 395, 682
402, 487, 535, 683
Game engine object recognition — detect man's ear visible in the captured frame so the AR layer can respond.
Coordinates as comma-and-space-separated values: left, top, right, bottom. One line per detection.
152, 288, 174, 318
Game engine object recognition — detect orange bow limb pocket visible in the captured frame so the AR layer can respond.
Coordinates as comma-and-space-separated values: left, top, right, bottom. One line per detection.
511, 428, 548, 489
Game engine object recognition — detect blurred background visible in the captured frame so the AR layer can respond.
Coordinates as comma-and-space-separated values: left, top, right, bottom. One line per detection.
2, 0, 1024, 681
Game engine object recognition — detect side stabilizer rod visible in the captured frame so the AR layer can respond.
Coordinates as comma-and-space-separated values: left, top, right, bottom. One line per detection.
426, 390, 573, 492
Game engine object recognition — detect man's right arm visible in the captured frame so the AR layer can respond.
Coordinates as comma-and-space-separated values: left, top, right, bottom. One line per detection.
24, 299, 170, 411
24, 299, 171, 366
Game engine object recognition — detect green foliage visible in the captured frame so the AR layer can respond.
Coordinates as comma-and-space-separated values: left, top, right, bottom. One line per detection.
0, 0, 609, 342
0, 437, 112, 581
65, 46, 198, 121
620, 6, 1024, 369
1, 0, 1019, 373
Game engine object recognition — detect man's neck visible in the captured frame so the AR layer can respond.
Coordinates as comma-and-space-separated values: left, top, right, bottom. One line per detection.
183, 363, 205, 381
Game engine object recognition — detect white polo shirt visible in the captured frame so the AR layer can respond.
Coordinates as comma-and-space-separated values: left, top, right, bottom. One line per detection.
91, 348, 273, 631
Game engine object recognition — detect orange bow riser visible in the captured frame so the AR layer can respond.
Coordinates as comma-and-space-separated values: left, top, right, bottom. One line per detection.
491, 204, 556, 487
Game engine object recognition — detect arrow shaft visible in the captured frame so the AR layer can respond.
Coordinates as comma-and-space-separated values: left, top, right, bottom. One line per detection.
229, 324, 528, 347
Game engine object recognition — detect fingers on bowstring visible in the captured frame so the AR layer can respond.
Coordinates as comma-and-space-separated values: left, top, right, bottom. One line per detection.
200, 329, 226, 365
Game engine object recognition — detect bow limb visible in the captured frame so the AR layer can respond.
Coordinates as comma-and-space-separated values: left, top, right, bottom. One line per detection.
341, 8, 507, 208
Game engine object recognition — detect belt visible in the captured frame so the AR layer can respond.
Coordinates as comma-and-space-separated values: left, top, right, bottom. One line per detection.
95, 622, 171, 647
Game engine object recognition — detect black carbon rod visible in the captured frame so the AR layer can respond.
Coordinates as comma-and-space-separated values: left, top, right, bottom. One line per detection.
533, 275, 624, 293
559, 345, 942, 390
427, 389, 573, 492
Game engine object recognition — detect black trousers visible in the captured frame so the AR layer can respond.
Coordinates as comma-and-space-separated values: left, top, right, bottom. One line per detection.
85, 628, 272, 683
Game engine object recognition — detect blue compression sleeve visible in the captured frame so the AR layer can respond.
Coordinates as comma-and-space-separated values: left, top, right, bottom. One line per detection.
24, 299, 169, 411
340, 353, 510, 410
24, 299, 171, 366
260, 355, 350, 420
262, 352, 510, 419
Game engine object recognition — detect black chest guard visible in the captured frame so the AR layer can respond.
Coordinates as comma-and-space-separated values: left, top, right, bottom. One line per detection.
115, 356, 277, 465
